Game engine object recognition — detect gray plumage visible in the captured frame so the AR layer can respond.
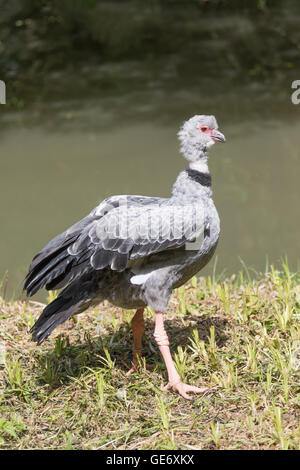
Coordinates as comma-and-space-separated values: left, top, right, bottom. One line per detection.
24, 115, 225, 344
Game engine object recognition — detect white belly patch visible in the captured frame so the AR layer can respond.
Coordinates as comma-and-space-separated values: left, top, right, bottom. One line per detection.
130, 272, 153, 285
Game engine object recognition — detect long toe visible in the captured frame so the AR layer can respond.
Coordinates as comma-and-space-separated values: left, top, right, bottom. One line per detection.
162, 381, 210, 400
126, 361, 153, 377
126, 366, 136, 377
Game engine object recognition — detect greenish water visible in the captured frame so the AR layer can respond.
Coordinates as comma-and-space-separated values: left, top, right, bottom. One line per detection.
0, 2, 300, 299
1, 88, 299, 301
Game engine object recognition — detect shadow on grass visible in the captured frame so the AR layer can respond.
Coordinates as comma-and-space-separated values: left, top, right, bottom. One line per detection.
34, 313, 229, 390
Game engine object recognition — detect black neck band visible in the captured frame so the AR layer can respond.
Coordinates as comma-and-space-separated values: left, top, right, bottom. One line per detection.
186, 168, 212, 187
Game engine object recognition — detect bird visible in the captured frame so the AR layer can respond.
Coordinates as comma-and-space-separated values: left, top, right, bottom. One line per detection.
24, 115, 225, 399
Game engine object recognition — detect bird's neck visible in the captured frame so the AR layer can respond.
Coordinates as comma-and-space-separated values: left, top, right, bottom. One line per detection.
182, 142, 209, 171
172, 146, 212, 200
188, 158, 209, 174
171, 163, 212, 201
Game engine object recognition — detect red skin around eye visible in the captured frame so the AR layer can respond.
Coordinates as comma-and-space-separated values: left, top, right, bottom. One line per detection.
198, 126, 213, 136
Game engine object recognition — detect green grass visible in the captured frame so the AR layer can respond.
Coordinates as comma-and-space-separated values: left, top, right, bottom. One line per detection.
0, 262, 299, 449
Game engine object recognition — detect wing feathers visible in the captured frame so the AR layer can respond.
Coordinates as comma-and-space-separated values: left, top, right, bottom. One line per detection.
24, 195, 204, 296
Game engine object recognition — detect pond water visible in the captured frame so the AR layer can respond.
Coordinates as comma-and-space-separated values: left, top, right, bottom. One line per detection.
0, 5, 299, 300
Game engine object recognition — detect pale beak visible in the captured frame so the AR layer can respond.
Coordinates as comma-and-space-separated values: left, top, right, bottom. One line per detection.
211, 129, 226, 143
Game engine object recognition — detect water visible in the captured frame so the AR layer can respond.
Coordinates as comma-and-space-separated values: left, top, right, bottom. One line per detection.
1, 91, 299, 301
0, 4, 300, 300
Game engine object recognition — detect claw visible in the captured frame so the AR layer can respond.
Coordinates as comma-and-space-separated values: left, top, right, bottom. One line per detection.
161, 381, 210, 400
126, 361, 153, 377
126, 366, 136, 377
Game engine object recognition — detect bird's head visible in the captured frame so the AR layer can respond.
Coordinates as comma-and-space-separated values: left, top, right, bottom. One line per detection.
178, 115, 226, 164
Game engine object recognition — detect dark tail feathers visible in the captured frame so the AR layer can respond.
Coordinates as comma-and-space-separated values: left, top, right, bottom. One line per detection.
30, 296, 85, 345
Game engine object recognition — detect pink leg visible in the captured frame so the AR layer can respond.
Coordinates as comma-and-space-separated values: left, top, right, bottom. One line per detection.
154, 312, 209, 400
126, 308, 152, 376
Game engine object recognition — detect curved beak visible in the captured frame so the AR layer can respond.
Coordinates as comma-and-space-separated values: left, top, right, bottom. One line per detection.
211, 129, 226, 143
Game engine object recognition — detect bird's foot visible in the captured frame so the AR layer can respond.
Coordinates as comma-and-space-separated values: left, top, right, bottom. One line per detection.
126, 359, 153, 377
161, 380, 210, 400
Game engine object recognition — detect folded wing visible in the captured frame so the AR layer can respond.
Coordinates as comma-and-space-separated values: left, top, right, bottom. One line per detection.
24, 195, 205, 296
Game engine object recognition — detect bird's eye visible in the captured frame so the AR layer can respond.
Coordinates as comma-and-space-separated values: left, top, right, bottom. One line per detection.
200, 126, 208, 132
